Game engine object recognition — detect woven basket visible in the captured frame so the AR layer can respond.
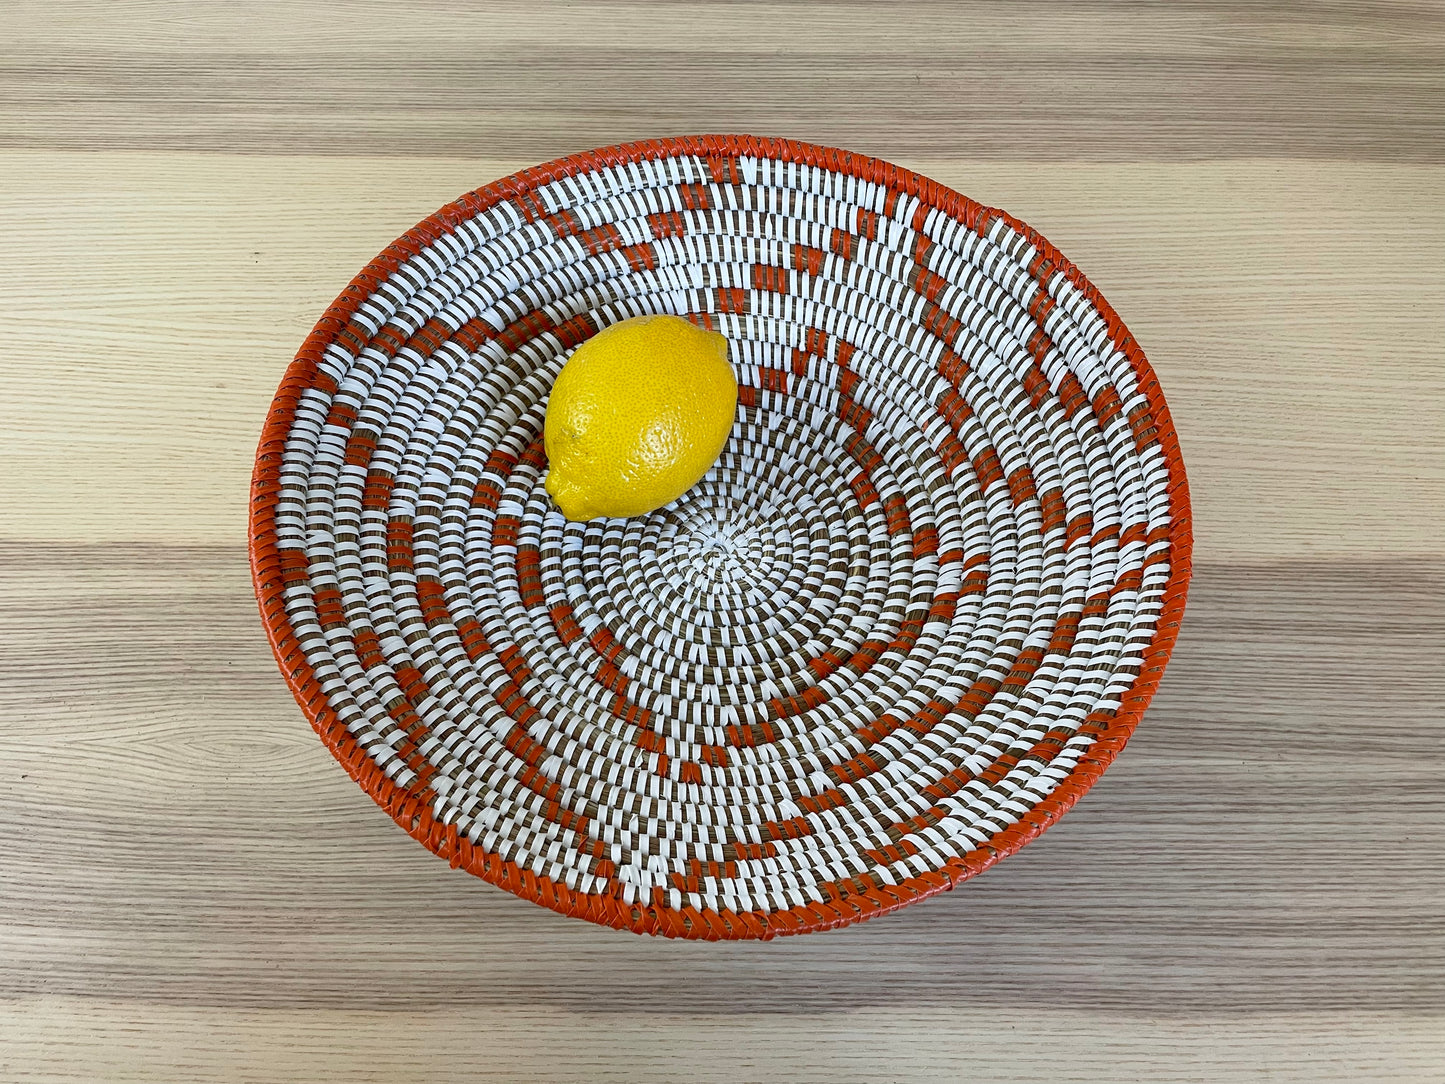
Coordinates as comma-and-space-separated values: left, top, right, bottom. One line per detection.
250, 136, 1191, 939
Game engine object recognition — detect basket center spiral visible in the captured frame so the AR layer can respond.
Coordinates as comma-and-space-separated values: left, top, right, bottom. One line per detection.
253, 138, 1189, 938
667, 494, 775, 601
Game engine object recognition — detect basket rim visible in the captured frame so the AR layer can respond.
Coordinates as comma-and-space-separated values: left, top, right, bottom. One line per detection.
249, 133, 1194, 939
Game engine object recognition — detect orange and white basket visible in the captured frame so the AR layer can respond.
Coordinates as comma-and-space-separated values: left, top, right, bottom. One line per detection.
250, 136, 1192, 938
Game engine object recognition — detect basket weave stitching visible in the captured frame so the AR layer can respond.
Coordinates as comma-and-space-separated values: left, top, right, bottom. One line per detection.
250, 135, 1193, 939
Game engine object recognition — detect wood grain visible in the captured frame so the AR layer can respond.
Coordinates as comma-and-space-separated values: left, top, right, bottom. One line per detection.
3, 2, 1444, 1079
3, 1, 1443, 161
5, 1003, 1444, 1083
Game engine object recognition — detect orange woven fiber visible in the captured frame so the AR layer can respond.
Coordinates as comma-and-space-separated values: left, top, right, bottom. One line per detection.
250, 136, 1192, 939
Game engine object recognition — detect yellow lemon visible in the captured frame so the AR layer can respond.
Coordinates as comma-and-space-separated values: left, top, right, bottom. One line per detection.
544, 314, 737, 521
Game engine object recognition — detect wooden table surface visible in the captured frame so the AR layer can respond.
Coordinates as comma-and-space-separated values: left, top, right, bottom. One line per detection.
3, 3, 1443, 1081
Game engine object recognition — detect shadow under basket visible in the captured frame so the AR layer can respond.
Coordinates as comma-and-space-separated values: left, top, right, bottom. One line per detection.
250, 135, 1192, 939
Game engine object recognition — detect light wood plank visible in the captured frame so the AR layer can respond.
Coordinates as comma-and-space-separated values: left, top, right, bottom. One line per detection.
2, 152, 1441, 559
2, 1, 1442, 160
5, 1000, 1445, 1083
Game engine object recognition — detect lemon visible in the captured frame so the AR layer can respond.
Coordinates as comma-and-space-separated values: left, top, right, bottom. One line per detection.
544, 314, 737, 521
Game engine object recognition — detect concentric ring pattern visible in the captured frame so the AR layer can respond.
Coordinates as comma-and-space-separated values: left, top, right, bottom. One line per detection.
250, 136, 1191, 938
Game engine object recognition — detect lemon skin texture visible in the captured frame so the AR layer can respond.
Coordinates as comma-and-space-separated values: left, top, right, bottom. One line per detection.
544, 314, 738, 521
